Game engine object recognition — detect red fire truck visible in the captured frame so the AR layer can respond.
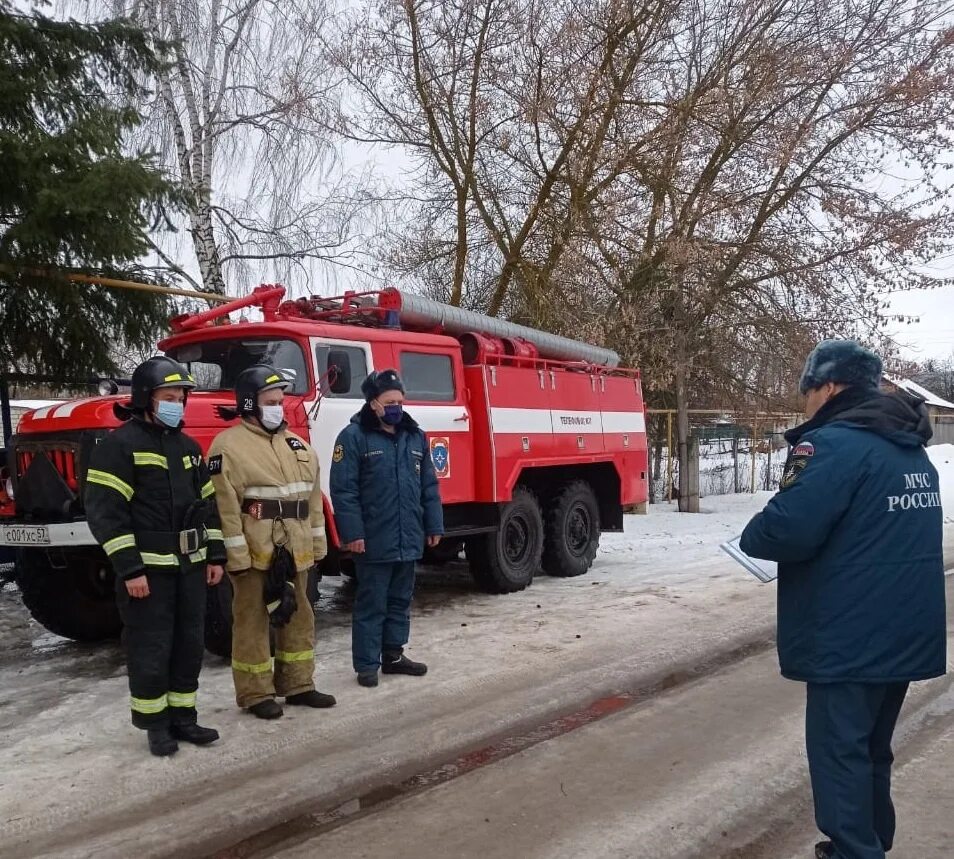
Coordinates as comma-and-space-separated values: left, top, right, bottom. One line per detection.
0, 286, 648, 655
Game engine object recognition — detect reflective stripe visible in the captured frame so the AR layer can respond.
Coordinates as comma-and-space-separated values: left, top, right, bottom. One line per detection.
141, 551, 179, 567
206, 528, 223, 541
224, 535, 248, 548
232, 658, 272, 674
133, 452, 168, 469
103, 534, 136, 556
201, 480, 215, 499
182, 455, 194, 470
245, 482, 312, 499
275, 649, 314, 663
266, 599, 281, 613
188, 547, 208, 564
311, 527, 324, 538
167, 690, 196, 708
86, 469, 134, 501
131, 694, 167, 714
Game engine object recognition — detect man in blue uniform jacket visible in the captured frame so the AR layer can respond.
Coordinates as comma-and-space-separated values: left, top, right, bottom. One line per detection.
741, 340, 946, 859
329, 369, 444, 688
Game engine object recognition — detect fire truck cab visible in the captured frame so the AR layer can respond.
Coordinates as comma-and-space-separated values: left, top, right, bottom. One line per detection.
0, 286, 648, 655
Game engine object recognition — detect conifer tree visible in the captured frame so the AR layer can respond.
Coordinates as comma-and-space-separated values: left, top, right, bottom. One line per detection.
0, 1, 175, 382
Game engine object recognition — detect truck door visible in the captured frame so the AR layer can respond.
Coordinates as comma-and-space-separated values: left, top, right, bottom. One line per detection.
393, 346, 474, 504
308, 338, 372, 495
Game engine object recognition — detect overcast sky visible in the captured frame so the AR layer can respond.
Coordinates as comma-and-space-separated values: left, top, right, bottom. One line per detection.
883, 280, 954, 364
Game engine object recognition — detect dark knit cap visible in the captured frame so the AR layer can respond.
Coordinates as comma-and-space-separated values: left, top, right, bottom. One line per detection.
361, 369, 405, 401
799, 340, 883, 394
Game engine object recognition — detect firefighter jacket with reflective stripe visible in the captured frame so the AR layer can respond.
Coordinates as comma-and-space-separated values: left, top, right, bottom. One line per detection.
85, 417, 226, 579
207, 420, 327, 573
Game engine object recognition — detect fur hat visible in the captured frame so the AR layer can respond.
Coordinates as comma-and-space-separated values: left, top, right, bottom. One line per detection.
361, 368, 405, 402
799, 340, 883, 394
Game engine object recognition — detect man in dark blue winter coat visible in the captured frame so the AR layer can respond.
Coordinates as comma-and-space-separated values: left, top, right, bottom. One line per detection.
741, 340, 946, 859
329, 369, 444, 688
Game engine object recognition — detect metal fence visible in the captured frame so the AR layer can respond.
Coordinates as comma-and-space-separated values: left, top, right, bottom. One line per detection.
646, 410, 800, 503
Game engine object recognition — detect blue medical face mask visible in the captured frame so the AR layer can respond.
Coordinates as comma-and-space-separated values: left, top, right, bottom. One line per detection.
381, 403, 404, 426
153, 399, 184, 428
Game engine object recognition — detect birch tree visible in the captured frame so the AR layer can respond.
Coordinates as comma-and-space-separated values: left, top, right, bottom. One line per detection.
93, 0, 368, 294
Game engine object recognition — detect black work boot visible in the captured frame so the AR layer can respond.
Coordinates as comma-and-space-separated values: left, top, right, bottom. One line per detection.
248, 698, 283, 720
171, 723, 220, 745
357, 671, 379, 688
286, 690, 337, 708
147, 727, 179, 757
382, 651, 427, 676
815, 842, 834, 859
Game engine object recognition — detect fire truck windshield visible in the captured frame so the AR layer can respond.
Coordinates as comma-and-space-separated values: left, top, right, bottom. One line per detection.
165, 338, 309, 394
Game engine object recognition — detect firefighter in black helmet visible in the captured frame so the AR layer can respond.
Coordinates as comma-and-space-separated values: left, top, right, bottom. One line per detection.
208, 365, 334, 719
85, 356, 227, 757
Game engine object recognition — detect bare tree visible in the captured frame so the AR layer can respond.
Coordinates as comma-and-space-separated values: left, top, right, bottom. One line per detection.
331, 0, 674, 309
915, 354, 954, 401
573, 0, 954, 507
80, 0, 374, 294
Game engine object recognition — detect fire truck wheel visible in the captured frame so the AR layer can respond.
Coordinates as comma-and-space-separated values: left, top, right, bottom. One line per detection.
15, 548, 122, 641
542, 480, 601, 577
204, 575, 234, 658
467, 486, 543, 593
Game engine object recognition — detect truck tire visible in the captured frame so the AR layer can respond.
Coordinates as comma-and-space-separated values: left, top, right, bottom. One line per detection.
15, 547, 122, 641
543, 480, 601, 577
204, 575, 234, 659
467, 487, 543, 593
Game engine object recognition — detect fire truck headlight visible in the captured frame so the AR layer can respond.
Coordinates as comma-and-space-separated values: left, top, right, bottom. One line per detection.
3, 476, 12, 500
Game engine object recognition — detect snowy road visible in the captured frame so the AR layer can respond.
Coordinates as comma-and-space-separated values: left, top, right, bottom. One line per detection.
270, 580, 954, 859
0, 486, 950, 858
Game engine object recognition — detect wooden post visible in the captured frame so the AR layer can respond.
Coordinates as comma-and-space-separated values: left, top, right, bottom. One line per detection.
765, 433, 773, 490
732, 431, 740, 494
750, 421, 758, 494
666, 410, 674, 502
686, 435, 700, 512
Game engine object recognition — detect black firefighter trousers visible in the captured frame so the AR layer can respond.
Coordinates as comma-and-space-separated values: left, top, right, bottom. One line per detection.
115, 561, 207, 730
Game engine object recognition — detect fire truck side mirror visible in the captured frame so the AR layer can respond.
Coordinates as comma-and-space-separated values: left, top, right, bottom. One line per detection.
327, 350, 352, 395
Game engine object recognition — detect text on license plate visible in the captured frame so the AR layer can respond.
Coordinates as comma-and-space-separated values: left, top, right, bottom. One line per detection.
1, 525, 50, 546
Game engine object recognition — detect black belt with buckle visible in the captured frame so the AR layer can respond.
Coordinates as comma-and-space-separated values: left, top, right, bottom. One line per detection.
139, 528, 206, 554
241, 499, 310, 520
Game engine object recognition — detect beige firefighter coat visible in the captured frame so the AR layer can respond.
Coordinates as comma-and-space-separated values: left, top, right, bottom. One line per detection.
208, 420, 327, 572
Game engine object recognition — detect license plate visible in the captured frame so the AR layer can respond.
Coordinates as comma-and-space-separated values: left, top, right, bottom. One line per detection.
1, 525, 51, 546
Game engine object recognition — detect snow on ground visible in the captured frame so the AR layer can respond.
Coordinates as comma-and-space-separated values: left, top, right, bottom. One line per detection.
0, 487, 950, 857
0, 494, 779, 857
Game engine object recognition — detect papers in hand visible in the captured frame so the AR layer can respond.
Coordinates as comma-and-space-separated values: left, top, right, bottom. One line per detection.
720, 536, 778, 583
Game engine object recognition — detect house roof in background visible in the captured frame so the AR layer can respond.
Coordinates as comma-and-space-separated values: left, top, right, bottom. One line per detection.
883, 375, 954, 410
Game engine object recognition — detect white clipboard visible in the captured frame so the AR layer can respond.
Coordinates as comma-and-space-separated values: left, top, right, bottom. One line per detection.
720, 536, 778, 583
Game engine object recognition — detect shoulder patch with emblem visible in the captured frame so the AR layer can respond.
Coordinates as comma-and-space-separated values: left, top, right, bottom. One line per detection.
780, 441, 815, 490
333, 444, 344, 463
208, 454, 223, 475
286, 437, 307, 452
